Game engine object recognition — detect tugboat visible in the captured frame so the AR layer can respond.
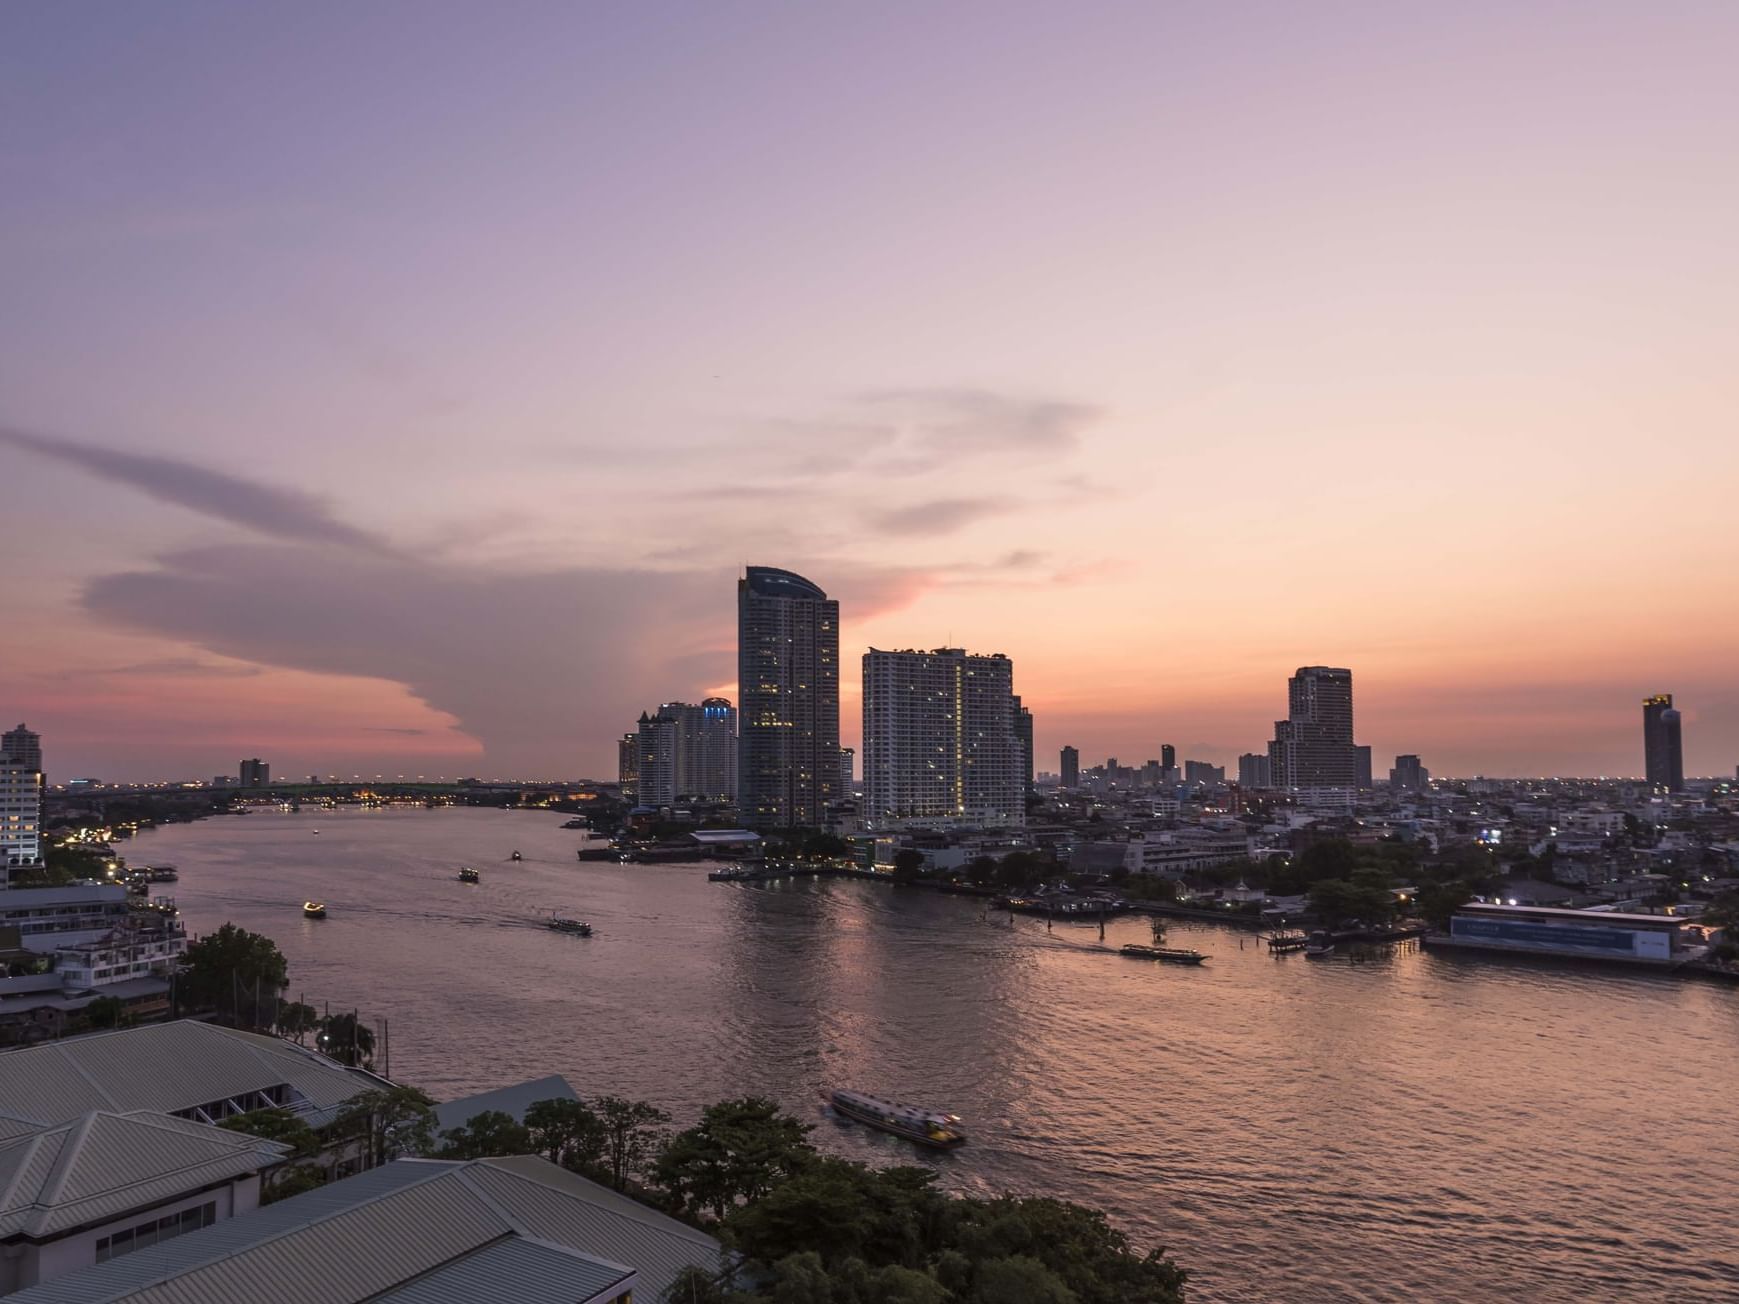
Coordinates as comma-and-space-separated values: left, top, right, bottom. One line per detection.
826, 1090, 966, 1149
510, 850, 523, 862
302, 901, 327, 919
547, 913, 592, 936
1118, 943, 1207, 965
1304, 929, 1336, 958
458, 867, 480, 884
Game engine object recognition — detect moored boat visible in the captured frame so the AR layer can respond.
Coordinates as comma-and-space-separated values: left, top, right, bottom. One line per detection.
303, 901, 327, 919
458, 867, 480, 884
1304, 929, 1335, 958
827, 1089, 966, 1149
1119, 943, 1207, 965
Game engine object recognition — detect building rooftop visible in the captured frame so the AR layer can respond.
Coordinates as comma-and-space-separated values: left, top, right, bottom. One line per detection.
741, 565, 827, 601
0, 1021, 387, 1128
0, 1110, 291, 1239
8, 1155, 722, 1304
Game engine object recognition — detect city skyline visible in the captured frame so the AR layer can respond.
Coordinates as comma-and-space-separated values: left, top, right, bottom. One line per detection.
4, 4, 1739, 782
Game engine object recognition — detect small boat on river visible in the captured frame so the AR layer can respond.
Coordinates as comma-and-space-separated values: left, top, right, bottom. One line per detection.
303, 901, 327, 919
547, 914, 592, 936
1304, 929, 1336, 958
510, 850, 523, 862
1119, 943, 1206, 965
827, 1089, 966, 1149
458, 867, 480, 884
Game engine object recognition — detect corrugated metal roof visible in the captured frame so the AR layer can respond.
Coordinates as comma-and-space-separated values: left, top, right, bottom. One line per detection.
432, 1074, 578, 1131
0, 1021, 385, 1127
0, 1111, 290, 1237
372, 1235, 632, 1304
467, 1157, 726, 1302
7, 1156, 722, 1304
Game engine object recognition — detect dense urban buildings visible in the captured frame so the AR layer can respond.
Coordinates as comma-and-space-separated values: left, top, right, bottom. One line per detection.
1643, 694, 1685, 793
861, 648, 1026, 830
737, 566, 839, 827
1013, 695, 1035, 797
632, 700, 738, 806
1060, 745, 1080, 789
238, 757, 270, 788
1184, 760, 1225, 787
1268, 666, 1365, 798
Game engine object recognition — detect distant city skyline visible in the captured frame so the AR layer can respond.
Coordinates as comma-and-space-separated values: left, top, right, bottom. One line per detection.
4, 5, 1738, 782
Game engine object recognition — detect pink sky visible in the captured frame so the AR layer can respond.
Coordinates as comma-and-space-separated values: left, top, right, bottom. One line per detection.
2, 2, 1736, 782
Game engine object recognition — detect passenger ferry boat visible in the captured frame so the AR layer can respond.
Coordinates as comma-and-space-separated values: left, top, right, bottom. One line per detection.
458, 867, 480, 883
1304, 929, 1336, 957
302, 901, 327, 919
547, 915, 592, 936
827, 1090, 967, 1149
1118, 943, 1206, 965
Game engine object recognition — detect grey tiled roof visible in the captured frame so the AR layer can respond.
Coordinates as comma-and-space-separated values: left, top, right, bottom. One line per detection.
372, 1235, 632, 1304
0, 1111, 291, 1237
0, 1021, 387, 1127
9, 1156, 722, 1304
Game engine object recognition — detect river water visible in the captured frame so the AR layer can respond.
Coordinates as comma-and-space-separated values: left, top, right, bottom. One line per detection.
131, 807, 1739, 1302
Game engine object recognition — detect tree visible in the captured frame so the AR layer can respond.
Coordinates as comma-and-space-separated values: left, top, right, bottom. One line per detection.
82, 995, 129, 1029
1415, 880, 1475, 931
337, 1085, 438, 1165
275, 1001, 319, 1044
317, 1012, 375, 1068
436, 1109, 533, 1159
891, 849, 926, 882
967, 1256, 1075, 1304
525, 1096, 606, 1170
219, 1107, 327, 1203
593, 1095, 670, 1190
655, 1097, 815, 1220
178, 924, 288, 1027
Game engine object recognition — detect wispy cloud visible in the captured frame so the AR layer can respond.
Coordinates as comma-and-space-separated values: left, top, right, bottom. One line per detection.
0, 428, 390, 553
868, 497, 1017, 537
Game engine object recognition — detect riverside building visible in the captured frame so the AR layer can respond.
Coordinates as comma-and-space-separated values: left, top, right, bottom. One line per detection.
1268, 666, 1365, 801
737, 567, 839, 827
861, 648, 1026, 830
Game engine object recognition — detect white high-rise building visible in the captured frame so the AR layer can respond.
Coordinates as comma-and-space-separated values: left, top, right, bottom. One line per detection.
862, 648, 1025, 830
635, 699, 738, 807
2, 724, 45, 884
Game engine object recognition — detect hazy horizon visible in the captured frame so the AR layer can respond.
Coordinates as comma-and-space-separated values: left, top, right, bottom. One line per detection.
4, 3, 1736, 783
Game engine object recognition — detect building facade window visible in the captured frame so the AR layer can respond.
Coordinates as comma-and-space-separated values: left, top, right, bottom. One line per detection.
94, 1201, 217, 1264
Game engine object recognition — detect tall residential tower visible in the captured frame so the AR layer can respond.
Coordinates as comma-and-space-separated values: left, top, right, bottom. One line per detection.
1268, 666, 1363, 796
737, 567, 839, 827
1642, 694, 1684, 793
861, 648, 1025, 829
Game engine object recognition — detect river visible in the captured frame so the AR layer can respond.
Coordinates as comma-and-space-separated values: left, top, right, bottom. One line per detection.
129, 807, 1739, 1302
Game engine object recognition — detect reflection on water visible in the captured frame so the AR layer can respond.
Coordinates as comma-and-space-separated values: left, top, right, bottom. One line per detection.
135, 808, 1739, 1302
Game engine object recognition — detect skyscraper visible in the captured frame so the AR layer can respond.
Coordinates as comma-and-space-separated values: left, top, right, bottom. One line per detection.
1160, 743, 1175, 771
697, 698, 738, 802
1, 725, 44, 884
862, 648, 1025, 829
617, 733, 639, 799
1391, 754, 1429, 793
838, 746, 855, 796
1642, 694, 1684, 793
1060, 746, 1080, 789
239, 758, 270, 788
737, 567, 839, 827
1012, 695, 1034, 797
635, 710, 678, 806
1268, 666, 1362, 794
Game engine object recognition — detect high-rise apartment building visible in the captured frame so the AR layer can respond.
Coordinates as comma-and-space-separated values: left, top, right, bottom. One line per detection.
1237, 752, 1273, 788
617, 733, 639, 799
1012, 696, 1034, 797
1060, 746, 1080, 789
837, 746, 855, 796
737, 567, 839, 827
635, 711, 678, 807
1184, 760, 1225, 786
1391, 754, 1429, 793
1268, 667, 1363, 794
1, 725, 44, 884
1160, 743, 1175, 771
862, 648, 1025, 829
1642, 694, 1684, 793
696, 698, 737, 802
239, 758, 270, 788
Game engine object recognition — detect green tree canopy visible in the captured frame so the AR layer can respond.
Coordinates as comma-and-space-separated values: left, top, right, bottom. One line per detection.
436, 1109, 533, 1159
178, 924, 288, 1026
316, 1012, 374, 1068
525, 1097, 607, 1171
655, 1097, 816, 1221
594, 1095, 670, 1191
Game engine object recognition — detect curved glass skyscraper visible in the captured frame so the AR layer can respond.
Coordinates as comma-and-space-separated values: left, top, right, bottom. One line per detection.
737, 567, 839, 827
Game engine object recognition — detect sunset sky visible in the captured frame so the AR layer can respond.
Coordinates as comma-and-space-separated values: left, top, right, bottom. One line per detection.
3, 2, 1736, 782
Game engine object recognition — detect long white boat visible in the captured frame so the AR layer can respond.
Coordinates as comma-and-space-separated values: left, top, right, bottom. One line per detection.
827, 1089, 967, 1149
